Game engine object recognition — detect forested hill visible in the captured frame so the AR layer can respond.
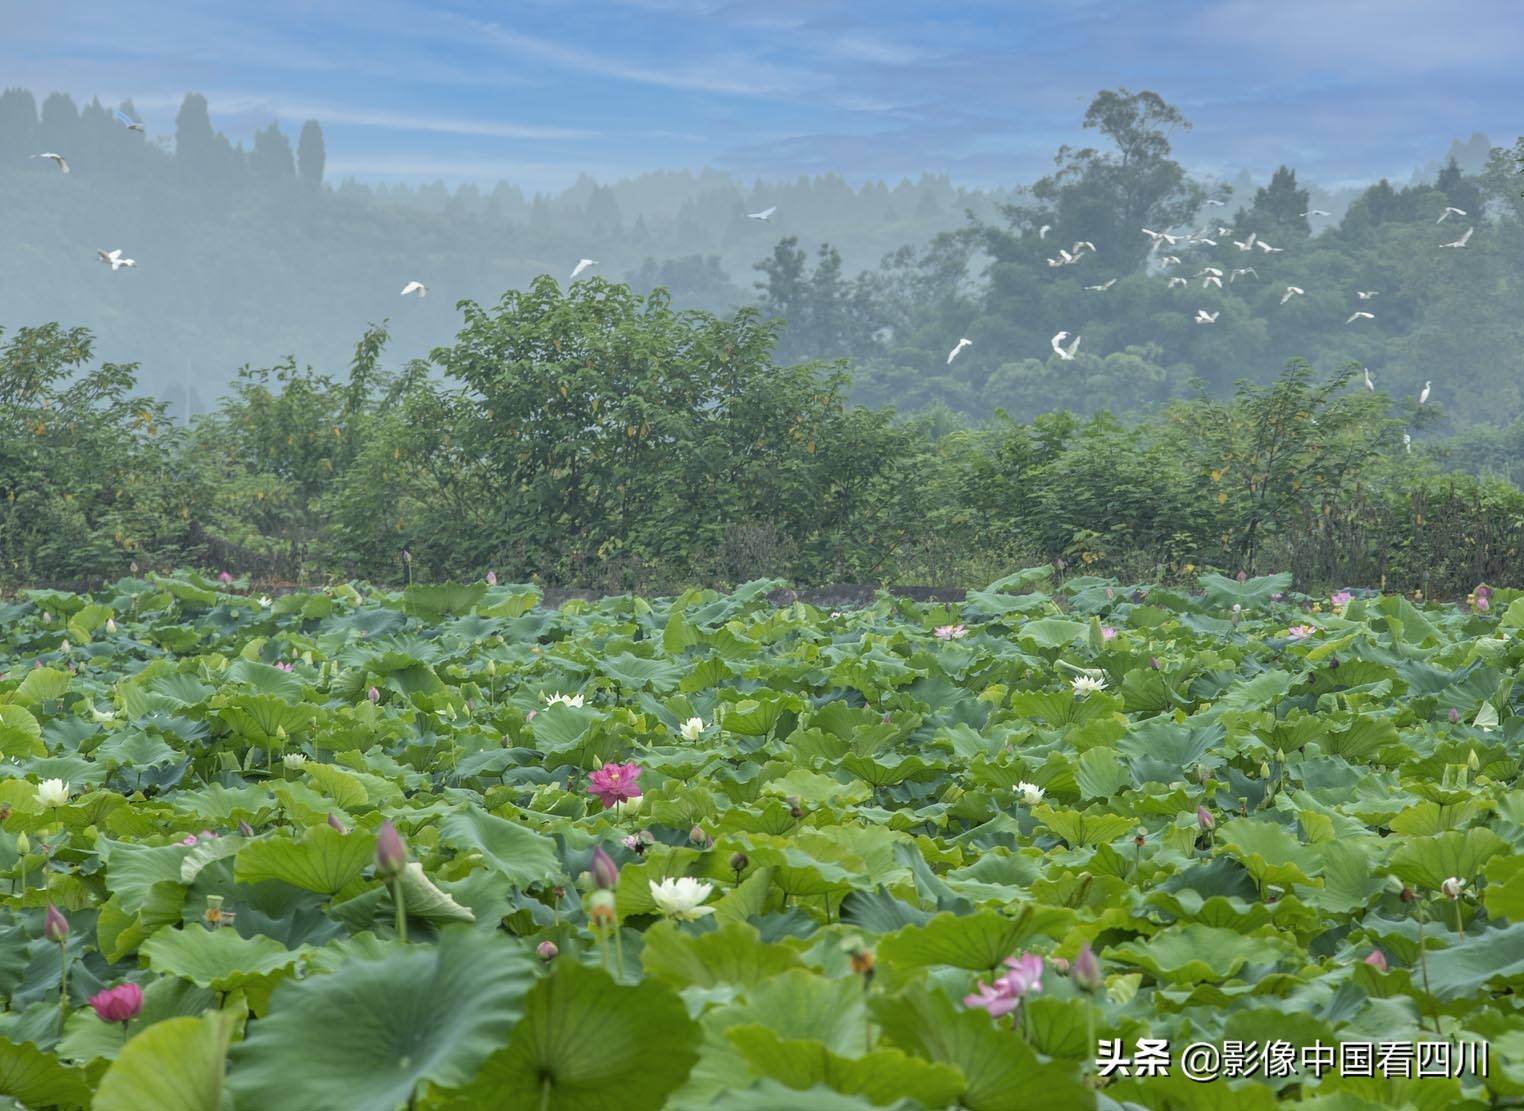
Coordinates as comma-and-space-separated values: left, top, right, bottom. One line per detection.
0, 88, 1008, 410
2, 85, 1520, 432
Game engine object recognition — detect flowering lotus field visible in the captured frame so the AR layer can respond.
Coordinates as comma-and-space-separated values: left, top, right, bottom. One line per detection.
1, 568, 1522, 1109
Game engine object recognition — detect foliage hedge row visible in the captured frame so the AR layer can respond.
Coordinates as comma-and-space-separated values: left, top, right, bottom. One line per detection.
2, 278, 1521, 597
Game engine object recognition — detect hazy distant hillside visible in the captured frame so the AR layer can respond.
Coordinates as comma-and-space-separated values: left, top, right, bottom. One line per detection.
0, 88, 1010, 410
2, 86, 1519, 434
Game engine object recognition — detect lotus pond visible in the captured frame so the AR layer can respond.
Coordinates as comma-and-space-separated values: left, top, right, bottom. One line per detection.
1, 568, 1522, 1109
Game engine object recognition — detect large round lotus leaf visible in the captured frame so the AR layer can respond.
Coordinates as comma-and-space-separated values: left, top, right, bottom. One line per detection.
140, 926, 303, 992
0, 1038, 93, 1110
92, 1012, 235, 1111
228, 927, 538, 1111
437, 961, 699, 1111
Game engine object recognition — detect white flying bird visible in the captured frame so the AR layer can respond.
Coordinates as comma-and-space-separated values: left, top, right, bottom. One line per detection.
946, 337, 972, 364
1230, 267, 1258, 282
1418, 380, 1431, 405
1440, 227, 1473, 248
1346, 311, 1374, 324
747, 206, 776, 221
1050, 331, 1081, 360
114, 109, 144, 133
1363, 367, 1375, 391
1038, 224, 1051, 240
1437, 206, 1467, 223
1256, 240, 1283, 253
1233, 232, 1258, 251
1084, 278, 1117, 292
31, 152, 69, 173
1202, 275, 1222, 289
1072, 240, 1097, 255
96, 248, 135, 271
570, 258, 598, 280
1216, 226, 1234, 237
1159, 255, 1182, 267
1141, 228, 1179, 247
400, 281, 427, 298
1302, 209, 1331, 217
1197, 266, 1222, 277
1280, 285, 1304, 305
1356, 290, 1379, 300
1194, 309, 1218, 324
1191, 236, 1219, 246
1204, 198, 1226, 207
1167, 276, 1188, 288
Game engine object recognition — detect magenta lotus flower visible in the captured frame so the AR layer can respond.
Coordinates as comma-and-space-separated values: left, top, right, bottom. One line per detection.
587, 762, 642, 809
88, 982, 143, 1024
1330, 591, 1353, 608
274, 661, 294, 672
1286, 625, 1316, 640
1100, 626, 1117, 641
217, 571, 233, 584
1363, 949, 1388, 973
1474, 584, 1492, 612
180, 834, 197, 846
933, 624, 968, 641
964, 953, 1045, 1017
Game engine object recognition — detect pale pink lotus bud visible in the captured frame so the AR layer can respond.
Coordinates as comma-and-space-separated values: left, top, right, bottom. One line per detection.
375, 819, 407, 879
44, 904, 69, 944
1363, 949, 1388, 973
590, 846, 619, 890
327, 813, 348, 834
537, 940, 558, 961
1073, 942, 1103, 992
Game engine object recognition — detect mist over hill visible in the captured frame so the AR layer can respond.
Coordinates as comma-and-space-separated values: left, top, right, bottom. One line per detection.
3, 87, 1521, 434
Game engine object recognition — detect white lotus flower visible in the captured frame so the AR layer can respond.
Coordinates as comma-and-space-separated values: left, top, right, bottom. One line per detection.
1441, 876, 1467, 900
36, 779, 70, 807
649, 876, 715, 921
544, 691, 585, 709
105, 618, 117, 634
282, 753, 308, 769
1071, 674, 1107, 696
258, 595, 272, 608
680, 716, 705, 741
1015, 781, 1044, 806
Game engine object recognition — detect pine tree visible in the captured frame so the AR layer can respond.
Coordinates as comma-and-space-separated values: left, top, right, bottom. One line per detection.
250, 122, 295, 177
297, 120, 325, 185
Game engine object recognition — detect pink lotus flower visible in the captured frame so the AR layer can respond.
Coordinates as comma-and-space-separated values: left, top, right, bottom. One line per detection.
89, 982, 143, 1024
933, 624, 968, 641
1330, 591, 1353, 608
1363, 949, 1388, 973
1474, 584, 1493, 612
587, 762, 642, 809
217, 571, 233, 584
964, 953, 1045, 1017
1197, 805, 1215, 831
367, 686, 381, 703
1286, 625, 1316, 640
274, 661, 294, 672
486, 570, 498, 586
1100, 626, 1117, 641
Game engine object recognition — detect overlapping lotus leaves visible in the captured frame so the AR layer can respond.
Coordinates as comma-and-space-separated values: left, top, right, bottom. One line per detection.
0, 570, 1520, 1106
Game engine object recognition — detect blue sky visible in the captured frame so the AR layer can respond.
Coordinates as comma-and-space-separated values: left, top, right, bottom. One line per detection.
6, 0, 1523, 192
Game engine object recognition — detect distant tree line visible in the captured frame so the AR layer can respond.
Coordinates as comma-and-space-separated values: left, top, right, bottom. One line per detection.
2, 280, 1521, 600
